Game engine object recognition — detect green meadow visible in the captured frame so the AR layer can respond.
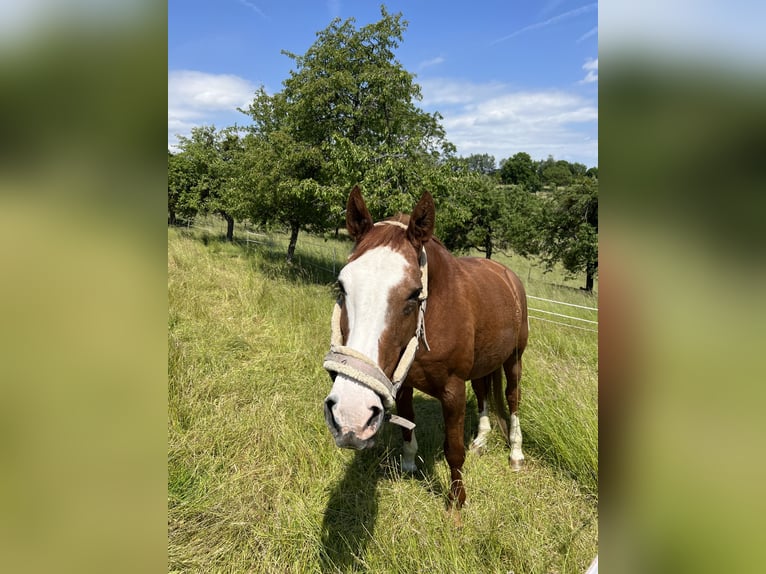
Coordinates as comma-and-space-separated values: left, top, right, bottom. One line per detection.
168, 223, 597, 573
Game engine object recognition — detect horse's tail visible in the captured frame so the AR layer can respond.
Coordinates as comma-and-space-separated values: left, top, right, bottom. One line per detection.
489, 368, 510, 445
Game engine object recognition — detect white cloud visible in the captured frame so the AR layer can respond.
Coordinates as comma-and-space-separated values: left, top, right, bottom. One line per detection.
579, 57, 598, 84
168, 70, 259, 149
418, 56, 445, 71
419, 78, 598, 165
419, 79, 507, 106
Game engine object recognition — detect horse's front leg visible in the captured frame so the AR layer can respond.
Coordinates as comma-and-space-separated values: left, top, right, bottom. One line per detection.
441, 379, 467, 507
395, 385, 418, 473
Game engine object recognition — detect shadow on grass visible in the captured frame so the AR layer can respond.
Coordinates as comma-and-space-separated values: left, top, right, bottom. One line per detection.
319, 395, 451, 570
173, 226, 349, 286
320, 448, 382, 571
253, 246, 340, 286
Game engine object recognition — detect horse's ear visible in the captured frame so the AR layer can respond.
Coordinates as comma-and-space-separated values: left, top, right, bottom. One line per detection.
346, 185, 373, 241
407, 191, 435, 248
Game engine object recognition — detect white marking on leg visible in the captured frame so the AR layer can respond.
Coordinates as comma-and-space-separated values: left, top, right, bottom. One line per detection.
509, 412, 524, 464
471, 405, 491, 450
402, 431, 418, 473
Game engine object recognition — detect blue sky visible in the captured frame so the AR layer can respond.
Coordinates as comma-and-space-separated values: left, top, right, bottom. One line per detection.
169, 1, 598, 167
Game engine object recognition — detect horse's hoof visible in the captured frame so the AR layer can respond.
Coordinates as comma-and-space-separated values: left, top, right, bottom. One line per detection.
510, 458, 524, 472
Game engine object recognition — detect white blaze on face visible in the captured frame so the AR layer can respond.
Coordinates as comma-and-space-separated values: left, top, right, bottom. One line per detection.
325, 246, 412, 448
340, 246, 410, 361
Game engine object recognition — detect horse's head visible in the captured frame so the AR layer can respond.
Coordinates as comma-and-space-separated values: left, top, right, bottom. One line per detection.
323, 186, 434, 449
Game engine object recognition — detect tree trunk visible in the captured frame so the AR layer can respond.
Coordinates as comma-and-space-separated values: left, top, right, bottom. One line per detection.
584, 263, 596, 292
287, 222, 300, 263
484, 229, 493, 259
222, 213, 235, 242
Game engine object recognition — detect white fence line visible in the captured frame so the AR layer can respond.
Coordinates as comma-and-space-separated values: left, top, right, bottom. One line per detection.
527, 294, 598, 333
528, 307, 599, 325
529, 315, 598, 333
528, 295, 598, 312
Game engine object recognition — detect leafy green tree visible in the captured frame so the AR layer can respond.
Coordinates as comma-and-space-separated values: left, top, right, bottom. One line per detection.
241, 130, 333, 261
569, 162, 588, 178
175, 126, 251, 241
501, 185, 545, 257
168, 150, 197, 225
586, 166, 598, 179
463, 153, 497, 176
539, 177, 598, 291
239, 7, 454, 254
436, 168, 511, 259
499, 151, 541, 191
542, 160, 575, 188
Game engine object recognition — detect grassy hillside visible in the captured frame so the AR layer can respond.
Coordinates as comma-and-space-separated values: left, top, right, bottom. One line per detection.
168, 225, 597, 573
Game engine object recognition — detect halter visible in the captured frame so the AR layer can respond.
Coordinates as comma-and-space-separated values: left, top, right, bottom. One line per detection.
322, 221, 430, 430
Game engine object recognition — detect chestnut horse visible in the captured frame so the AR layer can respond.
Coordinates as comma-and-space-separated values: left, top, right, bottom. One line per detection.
323, 186, 529, 507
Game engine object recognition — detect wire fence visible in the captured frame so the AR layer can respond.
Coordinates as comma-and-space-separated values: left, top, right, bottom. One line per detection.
527, 295, 598, 334
179, 218, 598, 333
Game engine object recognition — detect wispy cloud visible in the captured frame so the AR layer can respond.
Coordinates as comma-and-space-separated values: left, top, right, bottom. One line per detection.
419, 78, 598, 165
236, 0, 268, 20
418, 56, 445, 71
168, 70, 259, 149
490, 3, 598, 45
577, 26, 598, 43
578, 57, 598, 84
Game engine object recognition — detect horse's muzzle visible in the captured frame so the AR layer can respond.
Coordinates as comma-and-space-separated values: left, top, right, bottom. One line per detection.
324, 391, 383, 449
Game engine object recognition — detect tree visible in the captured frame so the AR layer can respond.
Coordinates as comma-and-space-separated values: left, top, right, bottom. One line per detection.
539, 177, 598, 291
436, 168, 512, 260
501, 185, 545, 257
175, 126, 251, 241
569, 162, 588, 178
239, 7, 454, 255
499, 152, 541, 191
168, 150, 197, 225
542, 160, 574, 188
464, 153, 497, 176
241, 129, 333, 262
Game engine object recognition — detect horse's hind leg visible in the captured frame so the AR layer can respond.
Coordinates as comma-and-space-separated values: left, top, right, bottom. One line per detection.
396, 385, 418, 473
470, 373, 495, 452
504, 351, 525, 470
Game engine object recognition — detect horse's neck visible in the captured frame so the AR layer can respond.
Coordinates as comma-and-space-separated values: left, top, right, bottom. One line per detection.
424, 240, 456, 295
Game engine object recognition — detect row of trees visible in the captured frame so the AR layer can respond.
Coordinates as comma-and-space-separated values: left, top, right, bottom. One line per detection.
168, 8, 598, 290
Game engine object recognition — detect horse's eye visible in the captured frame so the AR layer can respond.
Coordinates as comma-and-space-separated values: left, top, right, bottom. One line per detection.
408, 288, 422, 301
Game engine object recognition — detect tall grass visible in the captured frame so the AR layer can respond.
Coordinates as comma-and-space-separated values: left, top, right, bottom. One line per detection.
168, 224, 597, 573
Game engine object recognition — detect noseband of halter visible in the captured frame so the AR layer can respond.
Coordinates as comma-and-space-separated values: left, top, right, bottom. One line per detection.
322, 221, 429, 430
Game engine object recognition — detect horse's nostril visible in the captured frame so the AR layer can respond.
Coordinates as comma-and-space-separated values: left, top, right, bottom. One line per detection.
366, 405, 382, 428
325, 398, 340, 432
